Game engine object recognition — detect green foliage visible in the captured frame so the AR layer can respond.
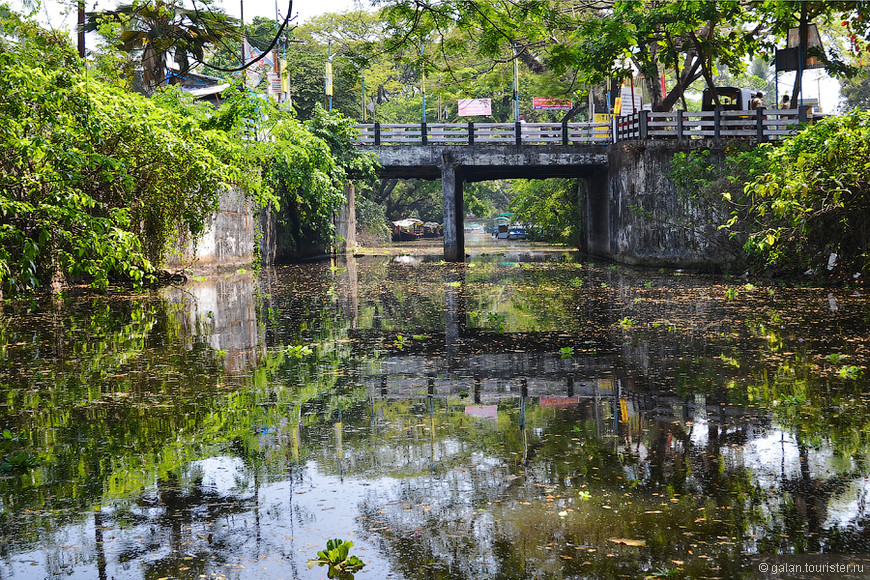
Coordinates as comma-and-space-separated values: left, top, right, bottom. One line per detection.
0, 8, 276, 293
309, 538, 366, 579
285, 344, 313, 358
265, 106, 347, 254
379, 1, 870, 111
673, 110, 870, 277
839, 365, 861, 379
559, 346, 574, 358
85, 0, 240, 92
0, 452, 38, 471
840, 64, 870, 109
742, 110, 870, 274
0, 428, 37, 472
509, 179, 581, 245
355, 195, 391, 240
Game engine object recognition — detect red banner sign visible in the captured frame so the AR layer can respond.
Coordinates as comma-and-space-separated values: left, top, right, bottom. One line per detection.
533, 97, 573, 110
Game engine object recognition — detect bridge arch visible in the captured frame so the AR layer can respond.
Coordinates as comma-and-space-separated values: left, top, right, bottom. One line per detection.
368, 145, 609, 261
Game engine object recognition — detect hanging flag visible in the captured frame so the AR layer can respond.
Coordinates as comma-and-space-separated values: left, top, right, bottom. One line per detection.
325, 61, 333, 96
280, 59, 289, 93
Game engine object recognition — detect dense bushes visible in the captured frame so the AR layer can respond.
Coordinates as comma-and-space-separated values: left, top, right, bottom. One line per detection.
0, 7, 375, 293
267, 104, 378, 255
0, 9, 261, 292
671, 110, 870, 276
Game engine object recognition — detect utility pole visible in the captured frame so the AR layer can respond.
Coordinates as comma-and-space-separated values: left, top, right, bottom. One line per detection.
513, 44, 520, 121
77, 0, 85, 58
240, 0, 246, 85
420, 42, 426, 124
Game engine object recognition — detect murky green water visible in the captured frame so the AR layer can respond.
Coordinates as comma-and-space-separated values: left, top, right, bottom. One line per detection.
3, 242, 870, 579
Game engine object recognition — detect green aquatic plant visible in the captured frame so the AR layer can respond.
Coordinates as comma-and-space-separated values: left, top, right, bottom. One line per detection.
839, 365, 861, 380
725, 287, 739, 300
618, 317, 637, 329
559, 346, 574, 358
285, 344, 313, 358
2, 429, 22, 444
1, 452, 38, 472
486, 312, 507, 332
393, 334, 408, 349
309, 538, 365, 579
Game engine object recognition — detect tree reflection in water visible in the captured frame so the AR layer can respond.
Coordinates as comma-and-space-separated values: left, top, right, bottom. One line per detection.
2, 255, 870, 578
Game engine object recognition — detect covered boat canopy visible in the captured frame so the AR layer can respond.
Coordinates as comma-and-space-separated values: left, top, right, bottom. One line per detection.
392, 218, 424, 229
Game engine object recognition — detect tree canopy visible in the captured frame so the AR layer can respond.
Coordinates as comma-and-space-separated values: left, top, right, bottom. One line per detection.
85, 0, 240, 92
373, 0, 870, 111
0, 5, 375, 293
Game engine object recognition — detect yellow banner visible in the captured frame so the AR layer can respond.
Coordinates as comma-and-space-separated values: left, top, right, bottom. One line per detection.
280, 59, 289, 93
325, 61, 333, 96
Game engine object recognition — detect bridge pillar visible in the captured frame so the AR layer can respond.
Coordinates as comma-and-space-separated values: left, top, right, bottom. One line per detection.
441, 157, 465, 261
584, 168, 611, 258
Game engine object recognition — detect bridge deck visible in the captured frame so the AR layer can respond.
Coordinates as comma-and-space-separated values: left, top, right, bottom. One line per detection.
368, 144, 608, 180
356, 107, 811, 148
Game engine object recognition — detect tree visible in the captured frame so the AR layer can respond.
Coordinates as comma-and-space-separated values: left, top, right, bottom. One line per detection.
840, 63, 870, 109
264, 104, 378, 256
0, 7, 269, 293
375, 0, 870, 111
85, 0, 240, 92
509, 179, 581, 244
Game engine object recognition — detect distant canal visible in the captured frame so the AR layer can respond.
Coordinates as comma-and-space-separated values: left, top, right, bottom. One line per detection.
2, 237, 870, 579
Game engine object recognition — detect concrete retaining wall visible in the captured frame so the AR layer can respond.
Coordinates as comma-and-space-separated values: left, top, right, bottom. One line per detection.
166, 188, 256, 271
167, 184, 357, 271
600, 140, 743, 270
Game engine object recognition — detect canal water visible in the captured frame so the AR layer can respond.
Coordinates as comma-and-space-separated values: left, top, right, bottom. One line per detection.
2, 240, 870, 579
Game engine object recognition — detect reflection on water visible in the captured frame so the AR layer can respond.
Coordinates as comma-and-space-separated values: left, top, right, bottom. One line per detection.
2, 252, 870, 579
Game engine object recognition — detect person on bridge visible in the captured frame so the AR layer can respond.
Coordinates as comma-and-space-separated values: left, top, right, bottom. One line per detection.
751, 92, 764, 110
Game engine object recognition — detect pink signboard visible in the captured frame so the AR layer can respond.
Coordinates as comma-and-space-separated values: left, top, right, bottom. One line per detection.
458, 98, 492, 116
465, 405, 498, 419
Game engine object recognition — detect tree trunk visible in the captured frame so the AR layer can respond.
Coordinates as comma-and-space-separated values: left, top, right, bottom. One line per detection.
791, 2, 808, 105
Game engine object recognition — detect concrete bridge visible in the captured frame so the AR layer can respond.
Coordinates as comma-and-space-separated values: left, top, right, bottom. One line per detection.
372, 144, 609, 260
356, 108, 812, 267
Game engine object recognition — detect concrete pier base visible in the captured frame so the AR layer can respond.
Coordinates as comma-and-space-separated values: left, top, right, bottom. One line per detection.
441, 156, 465, 262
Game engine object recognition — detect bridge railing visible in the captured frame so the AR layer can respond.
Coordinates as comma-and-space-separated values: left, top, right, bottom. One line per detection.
356, 121, 612, 145
614, 107, 812, 142
356, 106, 813, 146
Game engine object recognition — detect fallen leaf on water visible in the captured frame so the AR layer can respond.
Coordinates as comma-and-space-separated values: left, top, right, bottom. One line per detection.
607, 538, 646, 547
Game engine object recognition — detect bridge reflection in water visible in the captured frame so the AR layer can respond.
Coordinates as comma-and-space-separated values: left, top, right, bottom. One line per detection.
5, 252, 866, 580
